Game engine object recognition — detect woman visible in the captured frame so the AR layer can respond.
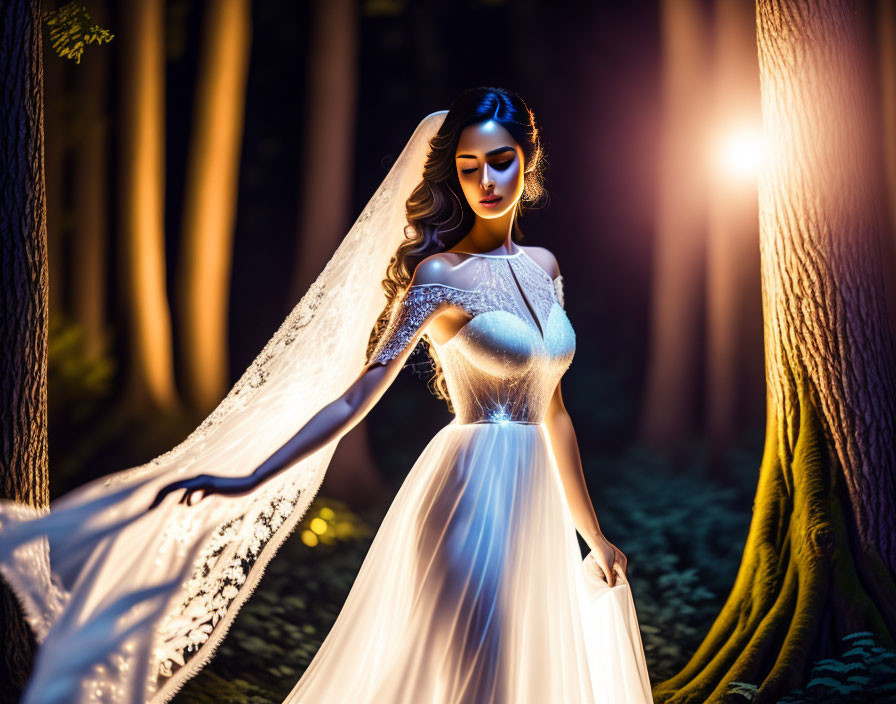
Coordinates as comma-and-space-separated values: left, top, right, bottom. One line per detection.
0, 87, 653, 703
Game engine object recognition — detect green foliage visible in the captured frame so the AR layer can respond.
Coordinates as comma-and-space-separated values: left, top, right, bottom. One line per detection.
725, 632, 896, 703
173, 496, 379, 703
48, 314, 116, 424
588, 441, 756, 682
47, 314, 119, 493
43, 2, 113, 64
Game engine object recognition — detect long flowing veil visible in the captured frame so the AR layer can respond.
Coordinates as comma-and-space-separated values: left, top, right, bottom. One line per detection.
0, 110, 448, 704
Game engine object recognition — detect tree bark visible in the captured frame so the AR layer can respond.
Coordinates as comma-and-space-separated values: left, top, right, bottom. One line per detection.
0, 1, 50, 699
175, 0, 251, 415
42, 0, 67, 321
639, 0, 709, 464
654, 1, 896, 701
876, 0, 896, 347
117, 0, 179, 412
704, 0, 764, 472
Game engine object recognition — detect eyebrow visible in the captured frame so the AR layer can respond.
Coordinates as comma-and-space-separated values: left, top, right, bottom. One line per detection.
456, 146, 516, 159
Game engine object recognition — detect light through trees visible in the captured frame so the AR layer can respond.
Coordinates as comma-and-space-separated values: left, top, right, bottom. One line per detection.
712, 126, 767, 182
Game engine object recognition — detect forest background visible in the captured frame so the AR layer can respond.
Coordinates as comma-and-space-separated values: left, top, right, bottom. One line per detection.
5, 1, 896, 702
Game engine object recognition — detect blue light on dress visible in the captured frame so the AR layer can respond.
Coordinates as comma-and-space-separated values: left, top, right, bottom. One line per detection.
488, 404, 511, 424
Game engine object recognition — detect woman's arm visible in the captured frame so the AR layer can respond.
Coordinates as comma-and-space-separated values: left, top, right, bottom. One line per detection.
244, 349, 421, 487
543, 380, 628, 586
149, 257, 457, 510
148, 344, 429, 510
245, 256, 459, 487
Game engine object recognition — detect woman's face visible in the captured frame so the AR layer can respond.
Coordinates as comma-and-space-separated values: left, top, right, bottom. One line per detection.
454, 120, 525, 219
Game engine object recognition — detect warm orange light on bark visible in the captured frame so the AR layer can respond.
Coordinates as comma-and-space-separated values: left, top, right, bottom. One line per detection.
118, 0, 178, 411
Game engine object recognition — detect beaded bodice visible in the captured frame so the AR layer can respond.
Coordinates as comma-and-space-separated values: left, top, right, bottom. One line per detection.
370, 247, 576, 424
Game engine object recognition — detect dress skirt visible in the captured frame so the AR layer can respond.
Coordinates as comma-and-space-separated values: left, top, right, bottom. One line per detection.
284, 420, 654, 704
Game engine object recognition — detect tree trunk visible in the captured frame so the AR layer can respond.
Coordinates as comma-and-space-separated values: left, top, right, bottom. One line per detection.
653, 1, 896, 701
876, 0, 896, 347
117, 0, 179, 413
42, 0, 67, 320
291, 0, 384, 504
289, 0, 358, 302
175, 0, 251, 415
639, 0, 709, 464
704, 0, 764, 473
72, 0, 110, 361
0, 2, 50, 699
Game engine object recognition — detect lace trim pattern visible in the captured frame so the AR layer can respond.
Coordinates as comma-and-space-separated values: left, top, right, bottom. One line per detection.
553, 275, 565, 309
370, 284, 474, 366
369, 251, 564, 366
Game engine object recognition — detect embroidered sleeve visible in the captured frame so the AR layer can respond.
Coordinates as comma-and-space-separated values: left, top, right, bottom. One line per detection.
368, 284, 448, 365
552, 275, 565, 309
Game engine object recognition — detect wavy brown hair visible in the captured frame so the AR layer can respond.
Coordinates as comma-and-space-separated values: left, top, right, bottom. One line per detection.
365, 87, 548, 412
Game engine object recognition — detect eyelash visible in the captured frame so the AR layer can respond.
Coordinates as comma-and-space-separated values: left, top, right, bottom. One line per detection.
461, 159, 514, 175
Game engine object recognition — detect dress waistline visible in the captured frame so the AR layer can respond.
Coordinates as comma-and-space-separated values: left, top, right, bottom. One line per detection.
452, 419, 544, 426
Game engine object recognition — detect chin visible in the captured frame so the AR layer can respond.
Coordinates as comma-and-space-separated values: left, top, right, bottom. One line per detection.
474, 203, 516, 218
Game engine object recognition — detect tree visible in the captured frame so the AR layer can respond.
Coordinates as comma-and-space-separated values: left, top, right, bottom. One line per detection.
117, 0, 179, 413
175, 0, 251, 415
639, 0, 709, 464
71, 0, 111, 361
42, 0, 68, 320
653, 1, 896, 701
0, 3, 50, 699
290, 0, 384, 504
876, 0, 896, 345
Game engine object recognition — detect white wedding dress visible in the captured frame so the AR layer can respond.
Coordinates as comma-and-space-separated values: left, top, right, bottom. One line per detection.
283, 246, 654, 704
0, 108, 652, 703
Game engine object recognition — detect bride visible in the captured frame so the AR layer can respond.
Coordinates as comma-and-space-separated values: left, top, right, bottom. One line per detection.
0, 87, 653, 704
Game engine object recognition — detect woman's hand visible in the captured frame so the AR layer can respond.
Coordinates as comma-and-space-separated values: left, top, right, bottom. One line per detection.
588, 534, 628, 587
148, 473, 256, 511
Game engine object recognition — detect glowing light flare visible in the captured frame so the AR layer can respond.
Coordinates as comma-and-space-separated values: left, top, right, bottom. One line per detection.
309, 517, 328, 535
712, 126, 768, 182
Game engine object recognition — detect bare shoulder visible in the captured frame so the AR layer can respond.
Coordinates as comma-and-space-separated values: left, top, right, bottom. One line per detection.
520, 245, 560, 279
409, 251, 470, 287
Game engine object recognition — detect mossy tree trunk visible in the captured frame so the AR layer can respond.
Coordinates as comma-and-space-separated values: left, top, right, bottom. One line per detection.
653, 1, 896, 702
0, 2, 50, 701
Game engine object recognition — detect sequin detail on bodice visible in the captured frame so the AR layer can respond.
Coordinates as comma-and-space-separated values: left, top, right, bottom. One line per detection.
370, 249, 576, 424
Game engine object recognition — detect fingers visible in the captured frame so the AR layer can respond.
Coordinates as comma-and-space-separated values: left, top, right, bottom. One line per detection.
149, 485, 175, 511
613, 550, 628, 583
596, 556, 615, 587
149, 477, 216, 511
181, 488, 206, 506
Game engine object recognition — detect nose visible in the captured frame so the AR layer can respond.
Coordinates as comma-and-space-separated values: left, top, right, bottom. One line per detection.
480, 163, 495, 191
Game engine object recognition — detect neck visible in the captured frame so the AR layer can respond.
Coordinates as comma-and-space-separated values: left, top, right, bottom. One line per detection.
456, 208, 517, 254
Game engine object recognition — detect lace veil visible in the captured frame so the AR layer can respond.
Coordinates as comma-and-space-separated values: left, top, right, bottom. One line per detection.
0, 110, 448, 703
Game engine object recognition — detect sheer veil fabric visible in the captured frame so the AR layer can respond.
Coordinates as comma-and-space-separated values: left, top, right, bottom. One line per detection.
0, 110, 450, 703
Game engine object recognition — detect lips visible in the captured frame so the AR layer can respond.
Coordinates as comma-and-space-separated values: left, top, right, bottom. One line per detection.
480, 196, 502, 204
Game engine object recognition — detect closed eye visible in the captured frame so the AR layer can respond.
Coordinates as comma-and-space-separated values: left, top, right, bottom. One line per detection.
461, 159, 514, 175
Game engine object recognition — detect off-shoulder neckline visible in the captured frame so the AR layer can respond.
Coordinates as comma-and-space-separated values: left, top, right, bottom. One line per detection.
445, 245, 524, 259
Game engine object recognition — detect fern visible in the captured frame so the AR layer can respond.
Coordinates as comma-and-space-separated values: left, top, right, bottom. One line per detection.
43, 2, 114, 63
